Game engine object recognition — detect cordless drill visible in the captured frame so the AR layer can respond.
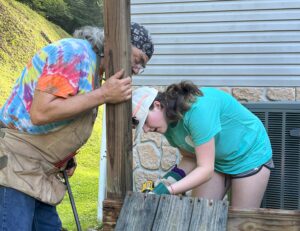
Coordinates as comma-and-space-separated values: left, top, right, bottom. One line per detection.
141, 180, 154, 193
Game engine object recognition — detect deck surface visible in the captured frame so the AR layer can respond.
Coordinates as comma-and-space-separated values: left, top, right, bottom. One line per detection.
115, 192, 229, 231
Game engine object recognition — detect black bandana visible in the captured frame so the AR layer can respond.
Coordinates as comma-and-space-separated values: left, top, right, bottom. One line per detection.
131, 22, 154, 59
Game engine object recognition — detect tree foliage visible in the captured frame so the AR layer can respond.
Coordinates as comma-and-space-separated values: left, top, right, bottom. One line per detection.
65, 0, 103, 32
16, 0, 103, 33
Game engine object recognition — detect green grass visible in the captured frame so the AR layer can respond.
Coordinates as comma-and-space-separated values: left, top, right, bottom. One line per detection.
0, 1, 104, 230
57, 109, 104, 231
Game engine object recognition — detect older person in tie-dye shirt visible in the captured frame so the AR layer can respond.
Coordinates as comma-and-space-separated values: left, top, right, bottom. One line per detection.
0, 23, 154, 231
0, 23, 154, 134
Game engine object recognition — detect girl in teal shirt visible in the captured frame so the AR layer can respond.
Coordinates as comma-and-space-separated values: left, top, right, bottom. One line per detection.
132, 81, 273, 209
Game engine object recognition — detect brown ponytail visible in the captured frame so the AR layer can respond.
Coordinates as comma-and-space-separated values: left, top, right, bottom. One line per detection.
152, 81, 202, 123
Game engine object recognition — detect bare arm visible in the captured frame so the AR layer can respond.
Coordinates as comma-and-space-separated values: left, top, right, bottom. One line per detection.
176, 149, 197, 174
30, 69, 132, 125
168, 138, 215, 194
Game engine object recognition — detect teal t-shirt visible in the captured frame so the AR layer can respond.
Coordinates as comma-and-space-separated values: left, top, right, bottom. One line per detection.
164, 87, 272, 174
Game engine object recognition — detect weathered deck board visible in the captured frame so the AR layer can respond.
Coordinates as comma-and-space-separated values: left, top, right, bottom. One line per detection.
115, 192, 160, 231
152, 195, 194, 231
189, 197, 229, 231
228, 208, 300, 231
107, 195, 300, 231
115, 192, 228, 231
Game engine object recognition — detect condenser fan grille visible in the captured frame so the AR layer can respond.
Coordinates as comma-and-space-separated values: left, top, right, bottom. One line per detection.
244, 103, 300, 210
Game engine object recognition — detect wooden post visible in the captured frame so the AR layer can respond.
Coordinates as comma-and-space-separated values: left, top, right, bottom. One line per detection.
102, 0, 132, 230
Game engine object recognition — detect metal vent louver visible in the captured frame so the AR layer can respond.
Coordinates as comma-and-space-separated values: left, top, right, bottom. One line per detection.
244, 103, 300, 210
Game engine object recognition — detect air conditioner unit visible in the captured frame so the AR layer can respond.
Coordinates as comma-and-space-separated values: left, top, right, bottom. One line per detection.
244, 103, 300, 210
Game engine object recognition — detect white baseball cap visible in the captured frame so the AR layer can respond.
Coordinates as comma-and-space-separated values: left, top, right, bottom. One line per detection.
132, 87, 158, 140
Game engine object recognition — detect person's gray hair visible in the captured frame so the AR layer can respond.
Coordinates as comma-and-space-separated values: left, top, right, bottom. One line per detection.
73, 26, 104, 56
73, 22, 154, 59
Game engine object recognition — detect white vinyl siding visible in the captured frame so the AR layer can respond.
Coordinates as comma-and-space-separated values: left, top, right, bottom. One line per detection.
131, 0, 300, 86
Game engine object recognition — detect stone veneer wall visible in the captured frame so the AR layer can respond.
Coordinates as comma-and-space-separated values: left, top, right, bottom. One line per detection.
132, 86, 300, 192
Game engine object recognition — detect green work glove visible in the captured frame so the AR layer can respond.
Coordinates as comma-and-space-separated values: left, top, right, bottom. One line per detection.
153, 165, 186, 195
154, 164, 186, 187
153, 182, 170, 195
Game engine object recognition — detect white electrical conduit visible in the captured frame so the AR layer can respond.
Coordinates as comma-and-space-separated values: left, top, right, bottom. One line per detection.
97, 105, 107, 222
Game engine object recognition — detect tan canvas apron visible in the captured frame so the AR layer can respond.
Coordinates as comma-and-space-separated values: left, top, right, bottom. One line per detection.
0, 109, 97, 205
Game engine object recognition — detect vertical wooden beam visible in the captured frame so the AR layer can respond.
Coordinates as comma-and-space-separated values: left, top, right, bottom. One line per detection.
102, 0, 132, 230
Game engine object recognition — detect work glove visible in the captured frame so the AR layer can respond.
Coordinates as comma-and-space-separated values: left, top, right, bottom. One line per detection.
153, 165, 186, 195
153, 182, 170, 195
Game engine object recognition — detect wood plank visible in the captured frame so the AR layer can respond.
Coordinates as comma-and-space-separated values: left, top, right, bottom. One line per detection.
228, 208, 300, 231
189, 198, 229, 231
102, 199, 123, 231
102, 0, 132, 229
115, 192, 160, 231
152, 195, 194, 231
103, 0, 132, 200
107, 198, 300, 230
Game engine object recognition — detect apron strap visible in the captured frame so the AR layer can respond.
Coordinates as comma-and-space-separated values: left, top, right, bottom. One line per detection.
54, 151, 78, 169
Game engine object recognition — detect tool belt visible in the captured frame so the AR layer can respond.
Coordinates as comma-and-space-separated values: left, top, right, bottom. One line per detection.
0, 109, 97, 205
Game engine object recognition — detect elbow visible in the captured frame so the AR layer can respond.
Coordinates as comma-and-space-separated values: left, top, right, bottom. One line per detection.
30, 111, 48, 125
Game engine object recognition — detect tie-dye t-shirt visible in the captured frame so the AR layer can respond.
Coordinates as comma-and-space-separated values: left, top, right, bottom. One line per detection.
0, 38, 97, 134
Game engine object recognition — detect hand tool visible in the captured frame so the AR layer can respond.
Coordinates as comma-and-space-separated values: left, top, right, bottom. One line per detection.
141, 180, 154, 193
63, 159, 82, 231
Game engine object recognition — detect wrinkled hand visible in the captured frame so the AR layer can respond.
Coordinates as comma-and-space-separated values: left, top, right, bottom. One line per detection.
101, 69, 132, 104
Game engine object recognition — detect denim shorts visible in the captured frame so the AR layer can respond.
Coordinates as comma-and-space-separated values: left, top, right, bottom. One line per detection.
0, 186, 62, 231
230, 158, 274, 179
